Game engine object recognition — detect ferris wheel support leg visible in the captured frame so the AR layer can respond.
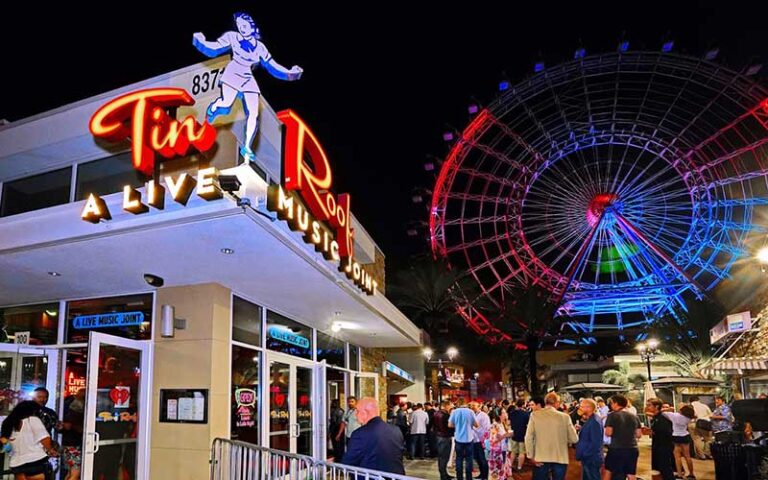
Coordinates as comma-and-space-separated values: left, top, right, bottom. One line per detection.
614, 213, 705, 297
554, 214, 605, 307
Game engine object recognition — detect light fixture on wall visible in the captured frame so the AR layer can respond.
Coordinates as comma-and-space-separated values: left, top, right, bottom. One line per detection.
331, 311, 343, 332
161, 305, 187, 338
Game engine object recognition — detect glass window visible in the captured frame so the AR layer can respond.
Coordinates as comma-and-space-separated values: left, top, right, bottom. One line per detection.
1, 167, 72, 217
0, 303, 59, 345
349, 345, 360, 371
316, 331, 345, 368
232, 297, 262, 347
65, 294, 152, 343
75, 153, 147, 200
265, 311, 312, 360
231, 346, 260, 444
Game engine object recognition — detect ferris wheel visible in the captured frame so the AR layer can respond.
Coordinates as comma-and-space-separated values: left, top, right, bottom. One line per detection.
429, 49, 768, 342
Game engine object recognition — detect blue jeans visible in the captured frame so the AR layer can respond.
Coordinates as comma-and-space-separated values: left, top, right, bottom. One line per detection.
533, 462, 567, 480
410, 433, 426, 458
455, 442, 474, 480
581, 458, 602, 480
473, 442, 489, 480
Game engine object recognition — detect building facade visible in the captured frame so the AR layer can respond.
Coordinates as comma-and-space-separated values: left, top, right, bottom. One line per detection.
0, 56, 423, 479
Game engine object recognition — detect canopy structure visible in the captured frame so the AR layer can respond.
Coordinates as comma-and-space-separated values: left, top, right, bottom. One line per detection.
561, 382, 627, 392
650, 377, 720, 388
701, 357, 768, 376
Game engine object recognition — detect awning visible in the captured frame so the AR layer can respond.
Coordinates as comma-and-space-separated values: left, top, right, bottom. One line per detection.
701, 357, 768, 375
383, 361, 415, 383
560, 382, 627, 392
650, 377, 720, 388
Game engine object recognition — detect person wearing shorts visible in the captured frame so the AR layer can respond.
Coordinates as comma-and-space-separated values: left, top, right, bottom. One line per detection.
663, 405, 697, 480
1, 401, 56, 480
507, 399, 529, 471
603, 395, 641, 480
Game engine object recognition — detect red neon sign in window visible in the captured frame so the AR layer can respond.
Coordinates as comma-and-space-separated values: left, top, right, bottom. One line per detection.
277, 109, 354, 259
89, 88, 216, 176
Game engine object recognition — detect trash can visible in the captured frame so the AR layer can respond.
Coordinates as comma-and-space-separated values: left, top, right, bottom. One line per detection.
744, 444, 768, 479
711, 441, 747, 480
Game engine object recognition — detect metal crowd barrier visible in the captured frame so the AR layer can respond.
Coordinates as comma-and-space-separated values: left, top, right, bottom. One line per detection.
314, 460, 421, 480
210, 438, 314, 480
210, 438, 424, 480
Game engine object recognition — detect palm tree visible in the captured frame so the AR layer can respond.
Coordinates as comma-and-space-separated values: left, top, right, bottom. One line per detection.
602, 361, 646, 389
387, 258, 465, 334
647, 298, 724, 377
494, 285, 558, 395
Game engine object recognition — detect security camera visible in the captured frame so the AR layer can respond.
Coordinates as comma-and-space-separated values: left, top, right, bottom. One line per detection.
143, 273, 164, 288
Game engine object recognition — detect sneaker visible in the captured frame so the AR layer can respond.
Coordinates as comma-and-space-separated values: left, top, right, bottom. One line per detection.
239, 145, 256, 162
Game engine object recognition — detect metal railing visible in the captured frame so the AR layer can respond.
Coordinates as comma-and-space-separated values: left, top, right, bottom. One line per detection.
314, 460, 421, 480
210, 438, 424, 480
210, 438, 314, 480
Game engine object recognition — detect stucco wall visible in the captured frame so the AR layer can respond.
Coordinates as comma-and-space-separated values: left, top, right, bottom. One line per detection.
150, 283, 231, 480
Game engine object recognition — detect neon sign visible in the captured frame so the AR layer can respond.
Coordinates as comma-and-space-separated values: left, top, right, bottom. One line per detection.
267, 110, 377, 295
89, 88, 216, 176
72, 311, 145, 330
82, 88, 223, 223
267, 326, 309, 349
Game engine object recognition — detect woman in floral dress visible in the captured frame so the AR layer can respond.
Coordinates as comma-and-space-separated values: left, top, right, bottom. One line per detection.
488, 411, 513, 480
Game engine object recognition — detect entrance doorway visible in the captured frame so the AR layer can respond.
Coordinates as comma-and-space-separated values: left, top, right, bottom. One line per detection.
325, 368, 348, 461
0, 333, 150, 480
266, 352, 316, 456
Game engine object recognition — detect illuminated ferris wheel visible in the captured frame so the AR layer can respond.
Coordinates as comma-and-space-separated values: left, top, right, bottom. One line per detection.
429, 49, 768, 342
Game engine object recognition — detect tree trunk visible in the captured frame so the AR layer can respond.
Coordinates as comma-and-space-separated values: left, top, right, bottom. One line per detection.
526, 334, 539, 395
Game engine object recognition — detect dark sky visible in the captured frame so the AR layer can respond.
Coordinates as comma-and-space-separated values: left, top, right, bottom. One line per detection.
2, 2, 767, 272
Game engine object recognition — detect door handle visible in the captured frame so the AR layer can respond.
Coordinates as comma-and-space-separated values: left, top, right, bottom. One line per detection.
86, 432, 100, 454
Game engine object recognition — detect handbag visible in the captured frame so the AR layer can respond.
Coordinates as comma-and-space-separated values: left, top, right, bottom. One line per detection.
696, 419, 712, 431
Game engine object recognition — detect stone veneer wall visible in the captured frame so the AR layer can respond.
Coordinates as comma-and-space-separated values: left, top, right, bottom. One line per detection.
361, 347, 388, 417
368, 248, 386, 294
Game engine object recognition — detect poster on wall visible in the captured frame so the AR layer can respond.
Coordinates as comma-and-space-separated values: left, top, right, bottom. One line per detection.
159, 389, 208, 424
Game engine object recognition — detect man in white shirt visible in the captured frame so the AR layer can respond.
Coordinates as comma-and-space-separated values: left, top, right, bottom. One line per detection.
410, 404, 429, 459
689, 396, 713, 459
469, 401, 490, 480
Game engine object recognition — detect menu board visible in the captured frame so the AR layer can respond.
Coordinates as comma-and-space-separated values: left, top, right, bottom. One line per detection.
159, 389, 208, 424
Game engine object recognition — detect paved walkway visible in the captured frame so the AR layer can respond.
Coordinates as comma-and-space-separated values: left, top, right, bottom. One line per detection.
404, 439, 716, 480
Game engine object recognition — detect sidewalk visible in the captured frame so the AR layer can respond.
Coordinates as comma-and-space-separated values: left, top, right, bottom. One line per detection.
404, 438, 716, 480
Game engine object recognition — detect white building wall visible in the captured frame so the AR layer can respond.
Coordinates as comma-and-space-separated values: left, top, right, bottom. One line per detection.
386, 347, 427, 403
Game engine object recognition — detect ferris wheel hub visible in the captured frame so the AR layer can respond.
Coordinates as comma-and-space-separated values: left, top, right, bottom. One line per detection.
586, 193, 620, 226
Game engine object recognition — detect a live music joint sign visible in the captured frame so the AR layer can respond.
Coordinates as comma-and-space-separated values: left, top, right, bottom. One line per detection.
80, 88, 376, 295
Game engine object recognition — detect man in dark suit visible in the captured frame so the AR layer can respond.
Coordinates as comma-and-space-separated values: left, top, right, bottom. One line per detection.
341, 397, 406, 474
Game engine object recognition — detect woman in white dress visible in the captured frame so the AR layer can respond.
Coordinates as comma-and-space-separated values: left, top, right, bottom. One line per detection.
193, 12, 303, 161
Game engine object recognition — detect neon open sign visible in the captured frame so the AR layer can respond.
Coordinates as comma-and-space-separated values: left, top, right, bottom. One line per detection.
72, 312, 145, 330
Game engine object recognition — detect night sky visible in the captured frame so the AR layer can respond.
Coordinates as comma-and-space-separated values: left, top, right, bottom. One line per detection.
2, 2, 767, 273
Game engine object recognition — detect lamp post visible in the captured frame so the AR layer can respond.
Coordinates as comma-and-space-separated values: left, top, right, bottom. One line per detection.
423, 347, 458, 403
756, 246, 768, 273
637, 339, 660, 380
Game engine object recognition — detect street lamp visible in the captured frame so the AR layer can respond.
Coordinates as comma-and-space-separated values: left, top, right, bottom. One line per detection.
637, 339, 660, 380
423, 347, 459, 403
756, 246, 768, 272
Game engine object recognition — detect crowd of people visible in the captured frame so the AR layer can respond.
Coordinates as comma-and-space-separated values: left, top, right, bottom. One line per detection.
331, 392, 753, 480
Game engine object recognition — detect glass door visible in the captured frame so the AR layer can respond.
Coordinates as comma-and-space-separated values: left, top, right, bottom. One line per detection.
353, 372, 379, 401
0, 345, 58, 473
267, 353, 315, 456
81, 332, 151, 480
